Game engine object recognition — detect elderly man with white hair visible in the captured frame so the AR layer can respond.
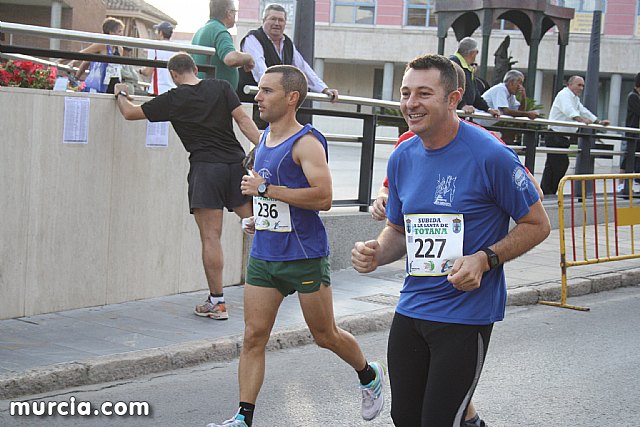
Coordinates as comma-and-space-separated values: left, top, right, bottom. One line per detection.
238, 3, 338, 103
482, 70, 539, 120
450, 37, 500, 118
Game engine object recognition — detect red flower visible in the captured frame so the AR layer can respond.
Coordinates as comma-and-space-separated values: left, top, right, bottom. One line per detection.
16, 60, 36, 74
0, 60, 57, 89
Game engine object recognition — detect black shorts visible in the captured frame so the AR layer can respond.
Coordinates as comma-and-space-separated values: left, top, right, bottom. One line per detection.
187, 162, 249, 214
387, 313, 493, 426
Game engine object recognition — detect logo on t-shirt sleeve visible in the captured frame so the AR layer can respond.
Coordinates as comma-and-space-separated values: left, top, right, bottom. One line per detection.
512, 167, 528, 191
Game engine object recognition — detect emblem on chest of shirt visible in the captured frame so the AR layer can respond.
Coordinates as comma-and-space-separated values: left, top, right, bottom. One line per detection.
434, 174, 457, 207
257, 168, 272, 181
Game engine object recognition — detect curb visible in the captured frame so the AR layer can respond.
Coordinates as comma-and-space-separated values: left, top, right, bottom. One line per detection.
2, 269, 639, 400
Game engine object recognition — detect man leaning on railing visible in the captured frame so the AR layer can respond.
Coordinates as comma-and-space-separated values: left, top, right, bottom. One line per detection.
619, 72, 640, 197
540, 75, 610, 196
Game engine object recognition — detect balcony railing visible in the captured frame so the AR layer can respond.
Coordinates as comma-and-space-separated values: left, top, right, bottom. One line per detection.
3, 21, 640, 210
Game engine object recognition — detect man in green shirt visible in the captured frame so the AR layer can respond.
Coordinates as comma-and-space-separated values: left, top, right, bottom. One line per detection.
192, 0, 255, 89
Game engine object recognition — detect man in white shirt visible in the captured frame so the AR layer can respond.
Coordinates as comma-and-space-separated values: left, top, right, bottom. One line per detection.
540, 75, 610, 195
237, 4, 338, 104
140, 21, 177, 95
482, 70, 539, 120
478, 69, 539, 129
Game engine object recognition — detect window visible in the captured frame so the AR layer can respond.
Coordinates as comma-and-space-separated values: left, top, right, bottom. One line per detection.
558, 0, 606, 12
260, 0, 295, 22
560, 0, 607, 33
405, 0, 436, 27
637, 0, 640, 36
373, 68, 383, 99
333, 0, 376, 24
491, 19, 518, 31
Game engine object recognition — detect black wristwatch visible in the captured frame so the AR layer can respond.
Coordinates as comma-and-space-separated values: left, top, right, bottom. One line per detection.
481, 248, 500, 270
116, 90, 128, 100
257, 182, 269, 197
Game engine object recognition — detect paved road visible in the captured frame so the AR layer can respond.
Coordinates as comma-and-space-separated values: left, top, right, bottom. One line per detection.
1, 286, 639, 427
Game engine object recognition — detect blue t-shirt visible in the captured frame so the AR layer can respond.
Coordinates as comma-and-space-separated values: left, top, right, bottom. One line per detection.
250, 124, 330, 261
386, 120, 539, 325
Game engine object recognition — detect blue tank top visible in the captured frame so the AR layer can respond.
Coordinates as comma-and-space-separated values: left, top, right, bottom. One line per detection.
250, 124, 330, 261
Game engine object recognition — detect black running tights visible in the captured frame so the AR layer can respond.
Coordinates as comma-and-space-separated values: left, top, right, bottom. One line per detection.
387, 313, 493, 427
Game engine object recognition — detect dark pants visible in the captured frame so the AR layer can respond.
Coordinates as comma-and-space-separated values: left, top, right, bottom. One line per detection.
541, 132, 571, 195
387, 313, 493, 427
619, 136, 640, 196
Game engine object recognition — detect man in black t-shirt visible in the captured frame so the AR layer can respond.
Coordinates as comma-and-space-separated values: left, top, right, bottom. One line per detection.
114, 53, 260, 320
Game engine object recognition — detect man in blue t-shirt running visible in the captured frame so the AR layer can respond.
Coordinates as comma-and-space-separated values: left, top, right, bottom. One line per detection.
352, 54, 550, 427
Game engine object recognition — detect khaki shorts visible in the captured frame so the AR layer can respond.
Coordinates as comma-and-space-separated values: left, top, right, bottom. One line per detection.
246, 256, 331, 296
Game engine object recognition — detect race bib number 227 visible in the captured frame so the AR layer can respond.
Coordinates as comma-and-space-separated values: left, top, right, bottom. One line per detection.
404, 213, 464, 276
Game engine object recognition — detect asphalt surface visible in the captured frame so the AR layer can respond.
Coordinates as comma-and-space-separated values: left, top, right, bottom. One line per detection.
1, 222, 639, 400
1, 287, 639, 426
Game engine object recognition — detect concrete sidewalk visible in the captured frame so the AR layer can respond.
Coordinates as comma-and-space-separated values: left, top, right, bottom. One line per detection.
1, 227, 639, 400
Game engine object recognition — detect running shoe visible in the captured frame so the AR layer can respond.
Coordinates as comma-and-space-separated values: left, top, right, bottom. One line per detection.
194, 299, 229, 320
617, 181, 640, 194
462, 413, 490, 427
360, 361, 385, 421
206, 413, 248, 427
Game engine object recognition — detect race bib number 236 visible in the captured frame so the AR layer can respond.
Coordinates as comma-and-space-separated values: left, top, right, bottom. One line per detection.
253, 195, 292, 232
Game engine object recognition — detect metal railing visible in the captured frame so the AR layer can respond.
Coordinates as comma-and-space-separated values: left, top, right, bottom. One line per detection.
0, 21, 214, 55
539, 173, 640, 311
243, 85, 640, 210
243, 84, 638, 134
0, 52, 75, 73
0, 51, 152, 89
3, 21, 640, 210
0, 21, 217, 78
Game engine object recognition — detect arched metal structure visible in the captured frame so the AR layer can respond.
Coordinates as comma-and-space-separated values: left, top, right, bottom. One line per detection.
435, 0, 574, 96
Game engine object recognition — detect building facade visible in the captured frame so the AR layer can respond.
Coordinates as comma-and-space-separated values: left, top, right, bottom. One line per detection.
238, 0, 640, 125
0, 0, 106, 52
0, 0, 176, 57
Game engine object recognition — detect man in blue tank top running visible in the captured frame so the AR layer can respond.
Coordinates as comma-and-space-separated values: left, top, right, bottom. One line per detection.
206, 65, 385, 427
